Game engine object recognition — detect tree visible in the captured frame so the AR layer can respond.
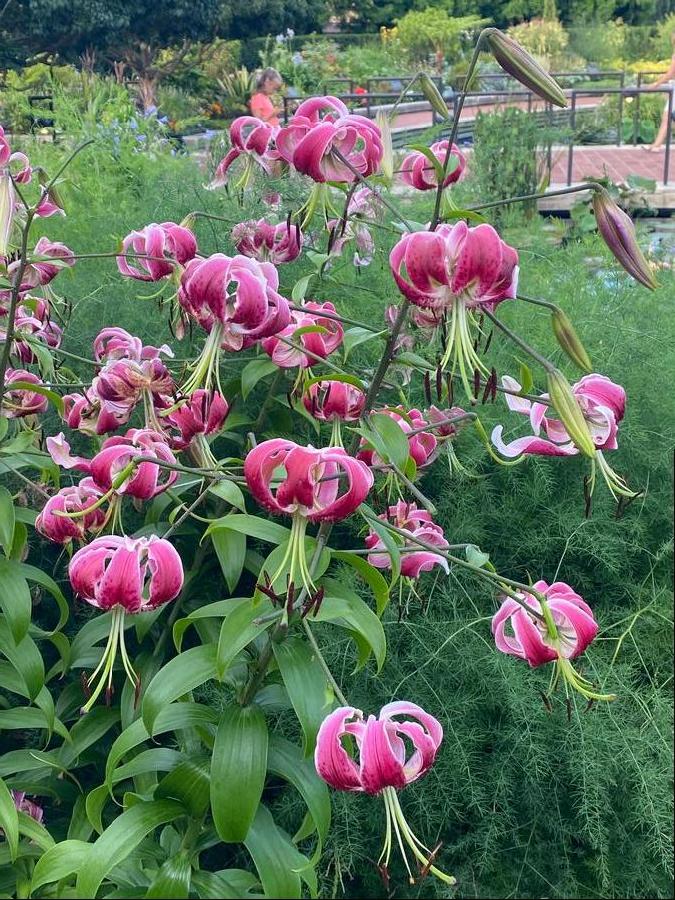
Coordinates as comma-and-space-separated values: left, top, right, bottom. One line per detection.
218, 0, 330, 41
2, 0, 221, 108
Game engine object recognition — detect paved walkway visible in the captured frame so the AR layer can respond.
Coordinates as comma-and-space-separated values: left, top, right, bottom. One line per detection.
548, 144, 670, 185
390, 94, 601, 131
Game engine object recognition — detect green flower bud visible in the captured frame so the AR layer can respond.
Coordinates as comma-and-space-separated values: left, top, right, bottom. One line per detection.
485, 29, 567, 109
551, 307, 592, 373
417, 73, 451, 121
376, 111, 394, 181
0, 173, 15, 257
546, 368, 596, 458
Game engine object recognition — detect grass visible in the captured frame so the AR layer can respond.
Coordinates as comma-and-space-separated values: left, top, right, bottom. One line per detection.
21, 134, 675, 899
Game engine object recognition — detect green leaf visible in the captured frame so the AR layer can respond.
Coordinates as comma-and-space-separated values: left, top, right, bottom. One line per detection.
409, 142, 446, 181
211, 527, 247, 593
244, 805, 311, 899
0, 558, 31, 644
342, 326, 386, 360
205, 513, 290, 545
211, 703, 268, 843
216, 597, 273, 679
0, 618, 44, 700
267, 735, 330, 851
465, 544, 490, 568
75, 800, 184, 898
142, 645, 218, 734
368, 412, 410, 470
31, 840, 91, 892
518, 362, 534, 396
241, 358, 278, 400
0, 777, 19, 862
207, 479, 246, 512
17, 809, 54, 850
0, 486, 15, 557
156, 758, 210, 818
145, 851, 191, 899
316, 577, 387, 672
273, 637, 333, 755
192, 869, 260, 899
360, 505, 401, 584
291, 273, 314, 302
303, 372, 365, 392
20, 563, 69, 633
333, 550, 390, 617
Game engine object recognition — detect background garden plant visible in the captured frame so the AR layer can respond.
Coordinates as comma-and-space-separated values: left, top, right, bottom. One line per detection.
0, 26, 673, 900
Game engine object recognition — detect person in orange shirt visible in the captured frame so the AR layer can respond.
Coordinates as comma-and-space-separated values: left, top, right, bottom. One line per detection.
250, 68, 284, 126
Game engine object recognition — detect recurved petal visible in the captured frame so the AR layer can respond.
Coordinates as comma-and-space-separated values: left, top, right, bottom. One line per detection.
314, 706, 364, 792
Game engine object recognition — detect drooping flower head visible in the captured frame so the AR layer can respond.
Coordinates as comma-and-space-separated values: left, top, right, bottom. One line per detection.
491, 373, 636, 502
164, 388, 229, 451
35, 478, 107, 544
93, 327, 173, 364
315, 703, 454, 885
117, 221, 197, 282
69, 534, 184, 711
210, 116, 279, 190
12, 237, 76, 288
277, 96, 383, 183
303, 379, 366, 423
11, 791, 44, 825
400, 141, 466, 191
244, 439, 373, 598
492, 579, 613, 701
1, 368, 48, 418
232, 218, 303, 265
390, 221, 519, 398
47, 428, 179, 501
366, 501, 449, 579
261, 301, 343, 369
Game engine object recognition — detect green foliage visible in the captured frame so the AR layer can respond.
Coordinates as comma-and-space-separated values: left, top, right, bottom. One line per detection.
507, 15, 570, 68
394, 10, 488, 62
469, 107, 546, 219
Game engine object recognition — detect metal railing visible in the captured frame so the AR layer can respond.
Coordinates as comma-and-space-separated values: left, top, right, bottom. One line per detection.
284, 83, 671, 187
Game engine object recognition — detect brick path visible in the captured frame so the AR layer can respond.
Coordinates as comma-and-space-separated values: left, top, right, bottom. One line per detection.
548, 144, 670, 185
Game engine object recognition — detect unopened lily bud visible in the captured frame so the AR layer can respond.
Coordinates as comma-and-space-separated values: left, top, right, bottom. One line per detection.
592, 189, 657, 290
418, 73, 450, 120
485, 29, 567, 109
551, 307, 592, 373
546, 368, 595, 458
0, 173, 15, 256
375, 111, 394, 181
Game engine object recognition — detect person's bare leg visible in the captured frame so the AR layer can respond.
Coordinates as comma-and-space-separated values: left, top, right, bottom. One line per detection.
649, 105, 670, 150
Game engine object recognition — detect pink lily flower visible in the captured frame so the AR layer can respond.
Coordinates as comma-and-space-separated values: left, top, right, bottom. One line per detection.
210, 116, 279, 189
93, 326, 173, 364
94, 356, 174, 408
492, 580, 613, 701
47, 428, 179, 500
11, 237, 76, 288
1, 128, 32, 255
245, 438, 372, 523
400, 140, 466, 191
1, 368, 48, 418
491, 373, 636, 502
261, 300, 343, 369
117, 221, 197, 282
303, 379, 366, 423
279, 112, 383, 183
426, 405, 467, 438
164, 388, 229, 450
245, 438, 373, 597
327, 217, 374, 268
62, 388, 135, 436
358, 408, 437, 470
34, 190, 64, 218
365, 501, 449, 578
178, 253, 291, 353
11, 791, 44, 825
390, 221, 518, 397
36, 478, 107, 544
69, 534, 183, 710
232, 218, 303, 265
3, 304, 62, 363
492, 579, 597, 666
315, 703, 454, 885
